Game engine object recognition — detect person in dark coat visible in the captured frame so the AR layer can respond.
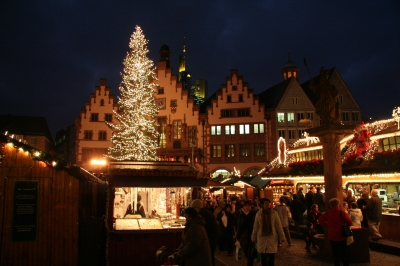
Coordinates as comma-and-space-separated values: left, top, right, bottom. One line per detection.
236, 200, 257, 266
290, 194, 304, 233
297, 187, 306, 206
366, 189, 383, 241
307, 204, 323, 236
216, 204, 235, 256
313, 187, 326, 213
356, 192, 369, 228
192, 199, 219, 266
176, 207, 212, 266
305, 186, 315, 213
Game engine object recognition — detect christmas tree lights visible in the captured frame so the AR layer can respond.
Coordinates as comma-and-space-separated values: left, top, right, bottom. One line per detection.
106, 26, 159, 161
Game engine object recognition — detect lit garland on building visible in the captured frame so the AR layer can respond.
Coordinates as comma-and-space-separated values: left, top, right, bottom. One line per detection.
106, 26, 159, 161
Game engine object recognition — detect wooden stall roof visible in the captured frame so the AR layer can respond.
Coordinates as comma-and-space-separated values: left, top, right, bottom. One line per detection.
108, 161, 227, 188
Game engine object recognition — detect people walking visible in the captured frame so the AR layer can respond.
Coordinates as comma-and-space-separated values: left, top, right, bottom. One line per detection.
251, 198, 285, 266
191, 199, 219, 266
318, 198, 352, 266
297, 187, 306, 206
236, 200, 257, 266
366, 189, 383, 241
175, 207, 212, 266
290, 194, 304, 233
216, 204, 235, 256
275, 197, 292, 246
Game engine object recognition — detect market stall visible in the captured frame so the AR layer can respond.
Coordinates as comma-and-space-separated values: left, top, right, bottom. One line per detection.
105, 161, 225, 265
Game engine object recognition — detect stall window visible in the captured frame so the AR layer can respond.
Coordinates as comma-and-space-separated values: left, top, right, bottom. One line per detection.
382, 136, 400, 151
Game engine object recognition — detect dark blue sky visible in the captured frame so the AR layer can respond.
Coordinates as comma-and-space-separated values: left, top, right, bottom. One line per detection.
1, 1, 399, 138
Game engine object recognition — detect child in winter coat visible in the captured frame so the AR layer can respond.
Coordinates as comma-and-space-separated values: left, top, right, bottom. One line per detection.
303, 222, 316, 252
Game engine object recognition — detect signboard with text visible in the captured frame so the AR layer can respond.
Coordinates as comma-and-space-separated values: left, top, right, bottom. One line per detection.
12, 181, 38, 242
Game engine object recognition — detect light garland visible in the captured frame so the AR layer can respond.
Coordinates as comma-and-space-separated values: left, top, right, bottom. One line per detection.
105, 26, 159, 161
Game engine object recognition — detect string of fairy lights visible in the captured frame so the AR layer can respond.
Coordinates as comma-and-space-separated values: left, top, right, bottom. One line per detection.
258, 107, 400, 176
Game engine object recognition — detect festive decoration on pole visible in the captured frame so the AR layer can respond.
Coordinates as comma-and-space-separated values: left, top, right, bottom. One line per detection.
106, 26, 159, 161
345, 122, 371, 163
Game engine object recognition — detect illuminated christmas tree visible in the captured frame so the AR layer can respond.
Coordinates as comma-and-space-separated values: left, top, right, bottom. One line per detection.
106, 26, 159, 161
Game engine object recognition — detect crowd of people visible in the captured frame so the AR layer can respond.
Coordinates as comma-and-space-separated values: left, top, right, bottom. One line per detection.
170, 187, 384, 266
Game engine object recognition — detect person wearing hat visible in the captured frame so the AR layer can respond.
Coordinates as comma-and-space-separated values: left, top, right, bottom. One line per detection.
192, 199, 219, 266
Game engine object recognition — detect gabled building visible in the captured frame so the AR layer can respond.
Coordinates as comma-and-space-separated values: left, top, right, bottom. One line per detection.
0, 114, 54, 152
155, 44, 203, 171
75, 79, 118, 171
200, 69, 267, 178
258, 61, 362, 160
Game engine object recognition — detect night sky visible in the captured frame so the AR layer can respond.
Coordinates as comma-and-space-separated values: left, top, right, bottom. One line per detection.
1, 1, 399, 138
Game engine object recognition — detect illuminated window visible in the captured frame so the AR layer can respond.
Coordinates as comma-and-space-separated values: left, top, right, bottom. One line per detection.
254, 143, 265, 156
382, 137, 400, 151
99, 131, 107, 141
188, 127, 196, 147
277, 113, 285, 122
240, 144, 250, 157
158, 117, 166, 148
84, 131, 93, 140
225, 144, 235, 157
91, 113, 99, 122
254, 123, 264, 134
287, 113, 294, 122
211, 145, 222, 157
225, 125, 235, 135
173, 120, 182, 139
211, 126, 221, 135
239, 124, 250, 134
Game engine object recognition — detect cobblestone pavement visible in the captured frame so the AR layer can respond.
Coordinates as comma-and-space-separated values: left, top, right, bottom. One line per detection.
215, 237, 400, 266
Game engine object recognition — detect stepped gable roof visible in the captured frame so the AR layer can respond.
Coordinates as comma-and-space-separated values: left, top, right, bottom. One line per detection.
199, 89, 221, 114
0, 114, 53, 142
257, 77, 293, 111
301, 67, 336, 106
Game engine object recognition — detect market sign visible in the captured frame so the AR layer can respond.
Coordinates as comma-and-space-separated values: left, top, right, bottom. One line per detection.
270, 180, 293, 185
12, 181, 38, 242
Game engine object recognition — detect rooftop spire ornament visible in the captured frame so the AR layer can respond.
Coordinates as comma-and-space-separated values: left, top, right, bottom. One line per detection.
105, 26, 159, 161
393, 106, 400, 129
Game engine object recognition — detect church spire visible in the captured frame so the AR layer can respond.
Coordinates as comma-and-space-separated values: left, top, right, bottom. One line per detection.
281, 52, 299, 81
